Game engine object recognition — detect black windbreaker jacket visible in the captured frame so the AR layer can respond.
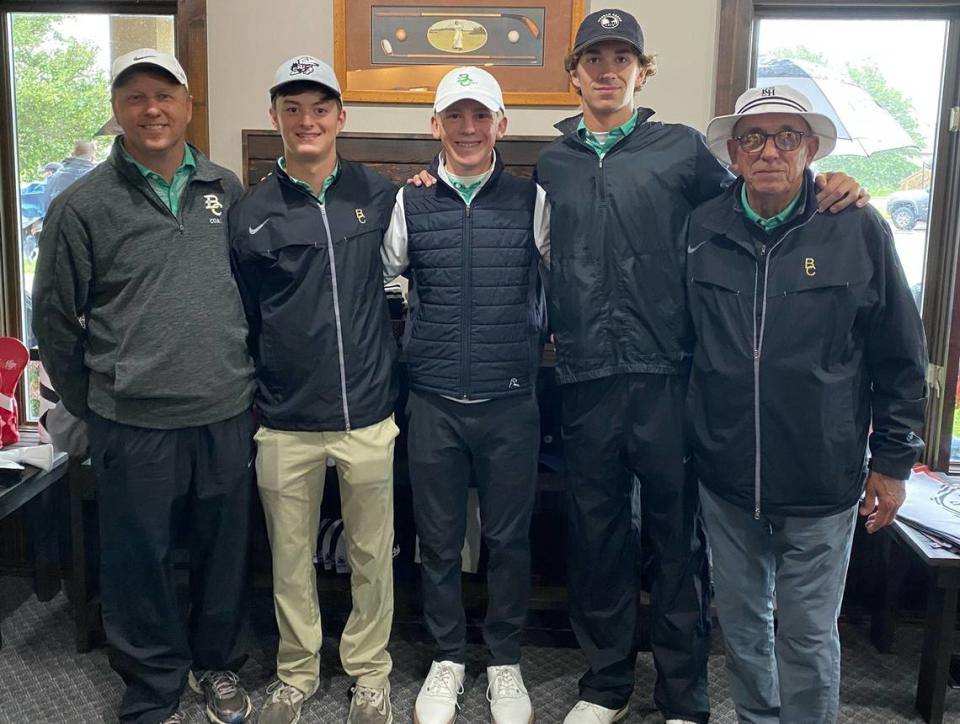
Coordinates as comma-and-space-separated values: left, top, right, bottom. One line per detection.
686, 172, 927, 518
535, 110, 733, 384
228, 160, 398, 432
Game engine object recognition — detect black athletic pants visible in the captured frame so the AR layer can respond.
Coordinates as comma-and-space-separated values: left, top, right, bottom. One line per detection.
406, 389, 539, 665
88, 410, 255, 724
562, 373, 710, 723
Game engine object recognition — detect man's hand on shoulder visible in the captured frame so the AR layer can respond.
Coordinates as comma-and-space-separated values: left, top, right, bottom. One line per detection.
814, 171, 871, 214
407, 170, 437, 187
860, 470, 906, 534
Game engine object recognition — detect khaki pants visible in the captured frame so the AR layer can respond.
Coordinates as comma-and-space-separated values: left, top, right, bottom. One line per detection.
255, 416, 398, 694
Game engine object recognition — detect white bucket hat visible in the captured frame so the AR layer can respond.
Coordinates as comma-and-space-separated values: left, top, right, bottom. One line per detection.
434, 67, 504, 114
705, 85, 837, 165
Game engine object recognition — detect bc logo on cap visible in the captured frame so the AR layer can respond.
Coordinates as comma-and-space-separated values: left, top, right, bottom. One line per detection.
290, 57, 319, 76
598, 13, 622, 29
456, 73, 474, 87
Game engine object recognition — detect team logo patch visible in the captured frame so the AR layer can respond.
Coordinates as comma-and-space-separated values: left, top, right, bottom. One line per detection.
356, 208, 367, 224
456, 72, 474, 87
598, 13, 622, 29
204, 194, 223, 223
804, 257, 817, 277
762, 87, 777, 97
290, 56, 320, 76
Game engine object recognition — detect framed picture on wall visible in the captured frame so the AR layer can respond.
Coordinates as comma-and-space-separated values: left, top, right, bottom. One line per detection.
333, 0, 586, 105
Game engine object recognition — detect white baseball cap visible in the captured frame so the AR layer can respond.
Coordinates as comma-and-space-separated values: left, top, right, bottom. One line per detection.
706, 85, 837, 164
111, 48, 187, 88
434, 67, 504, 113
270, 55, 341, 98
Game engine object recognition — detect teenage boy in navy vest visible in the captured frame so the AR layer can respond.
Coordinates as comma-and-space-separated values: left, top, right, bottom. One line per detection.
382, 66, 548, 724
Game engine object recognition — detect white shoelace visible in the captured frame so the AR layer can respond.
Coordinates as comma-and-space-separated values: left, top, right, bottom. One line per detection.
486, 667, 526, 701
352, 685, 389, 716
266, 679, 303, 706
423, 663, 464, 706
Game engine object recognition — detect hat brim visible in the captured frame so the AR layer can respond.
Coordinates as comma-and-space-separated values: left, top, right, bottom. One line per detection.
434, 92, 503, 113
573, 33, 643, 55
111, 61, 186, 89
269, 79, 341, 98
705, 111, 837, 165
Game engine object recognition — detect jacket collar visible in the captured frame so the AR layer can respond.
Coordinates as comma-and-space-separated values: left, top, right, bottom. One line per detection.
699, 169, 819, 254
108, 136, 223, 184
554, 106, 655, 136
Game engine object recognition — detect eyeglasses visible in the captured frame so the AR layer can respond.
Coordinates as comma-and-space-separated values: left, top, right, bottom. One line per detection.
734, 130, 806, 154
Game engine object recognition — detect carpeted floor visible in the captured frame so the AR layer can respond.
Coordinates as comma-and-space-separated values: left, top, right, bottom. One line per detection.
0, 575, 957, 723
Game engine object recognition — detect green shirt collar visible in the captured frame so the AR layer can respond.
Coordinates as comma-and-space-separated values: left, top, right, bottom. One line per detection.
741, 184, 805, 231
121, 141, 195, 180
119, 141, 195, 215
437, 152, 495, 205
279, 157, 340, 203
577, 110, 639, 158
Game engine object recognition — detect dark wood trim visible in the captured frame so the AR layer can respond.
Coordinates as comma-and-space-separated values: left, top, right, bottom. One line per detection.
714, 0, 754, 116
931, 21, 960, 470
0, 1, 175, 10
177, 0, 208, 155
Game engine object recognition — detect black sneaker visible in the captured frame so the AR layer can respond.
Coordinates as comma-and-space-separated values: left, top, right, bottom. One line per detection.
189, 670, 253, 724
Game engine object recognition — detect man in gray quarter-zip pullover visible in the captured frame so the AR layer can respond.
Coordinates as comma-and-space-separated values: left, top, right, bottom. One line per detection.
227, 56, 397, 724
687, 86, 927, 724
34, 49, 255, 724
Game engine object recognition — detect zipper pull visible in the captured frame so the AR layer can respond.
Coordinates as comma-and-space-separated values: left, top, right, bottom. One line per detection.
759, 243, 766, 257
754, 506, 761, 521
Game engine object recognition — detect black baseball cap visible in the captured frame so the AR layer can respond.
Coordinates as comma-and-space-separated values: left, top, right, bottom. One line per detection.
573, 9, 644, 55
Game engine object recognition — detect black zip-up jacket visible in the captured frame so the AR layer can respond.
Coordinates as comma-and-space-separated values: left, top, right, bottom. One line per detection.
686, 172, 927, 518
228, 159, 398, 432
534, 110, 733, 385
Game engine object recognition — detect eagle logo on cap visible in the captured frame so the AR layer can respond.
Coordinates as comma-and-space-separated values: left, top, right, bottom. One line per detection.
290, 57, 320, 76
598, 13, 622, 28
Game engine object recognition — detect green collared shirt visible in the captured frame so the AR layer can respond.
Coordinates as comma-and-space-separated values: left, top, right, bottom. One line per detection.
121, 141, 195, 216
279, 157, 340, 204
445, 170, 490, 204
741, 184, 805, 231
577, 110, 639, 158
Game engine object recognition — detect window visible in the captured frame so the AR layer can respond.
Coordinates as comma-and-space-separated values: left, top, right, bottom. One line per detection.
716, 0, 960, 471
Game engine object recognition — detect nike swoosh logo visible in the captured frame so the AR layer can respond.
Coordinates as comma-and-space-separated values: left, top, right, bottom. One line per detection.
249, 219, 269, 235
133, 55, 155, 61
687, 239, 710, 254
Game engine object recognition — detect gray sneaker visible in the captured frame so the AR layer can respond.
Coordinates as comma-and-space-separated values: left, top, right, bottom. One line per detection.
189, 670, 253, 724
348, 683, 393, 724
257, 681, 305, 724
160, 713, 186, 724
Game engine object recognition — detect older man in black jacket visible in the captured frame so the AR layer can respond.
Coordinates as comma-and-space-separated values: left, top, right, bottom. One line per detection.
687, 85, 927, 724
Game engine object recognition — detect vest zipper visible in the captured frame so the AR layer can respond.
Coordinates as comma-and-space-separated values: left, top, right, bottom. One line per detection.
461, 203, 473, 398
319, 203, 351, 431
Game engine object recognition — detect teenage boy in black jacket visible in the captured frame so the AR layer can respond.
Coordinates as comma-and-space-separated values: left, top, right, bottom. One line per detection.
228, 56, 397, 724
534, 10, 867, 724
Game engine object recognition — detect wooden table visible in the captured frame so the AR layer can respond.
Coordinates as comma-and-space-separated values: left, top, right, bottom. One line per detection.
871, 519, 960, 724
0, 449, 69, 648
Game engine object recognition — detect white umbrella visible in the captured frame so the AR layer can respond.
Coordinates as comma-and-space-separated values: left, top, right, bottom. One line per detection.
757, 57, 917, 157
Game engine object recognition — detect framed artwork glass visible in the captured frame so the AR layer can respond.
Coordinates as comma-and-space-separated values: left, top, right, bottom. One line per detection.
334, 0, 586, 105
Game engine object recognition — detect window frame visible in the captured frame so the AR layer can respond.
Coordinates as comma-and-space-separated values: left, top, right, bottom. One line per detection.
0, 0, 208, 423
715, 0, 960, 471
